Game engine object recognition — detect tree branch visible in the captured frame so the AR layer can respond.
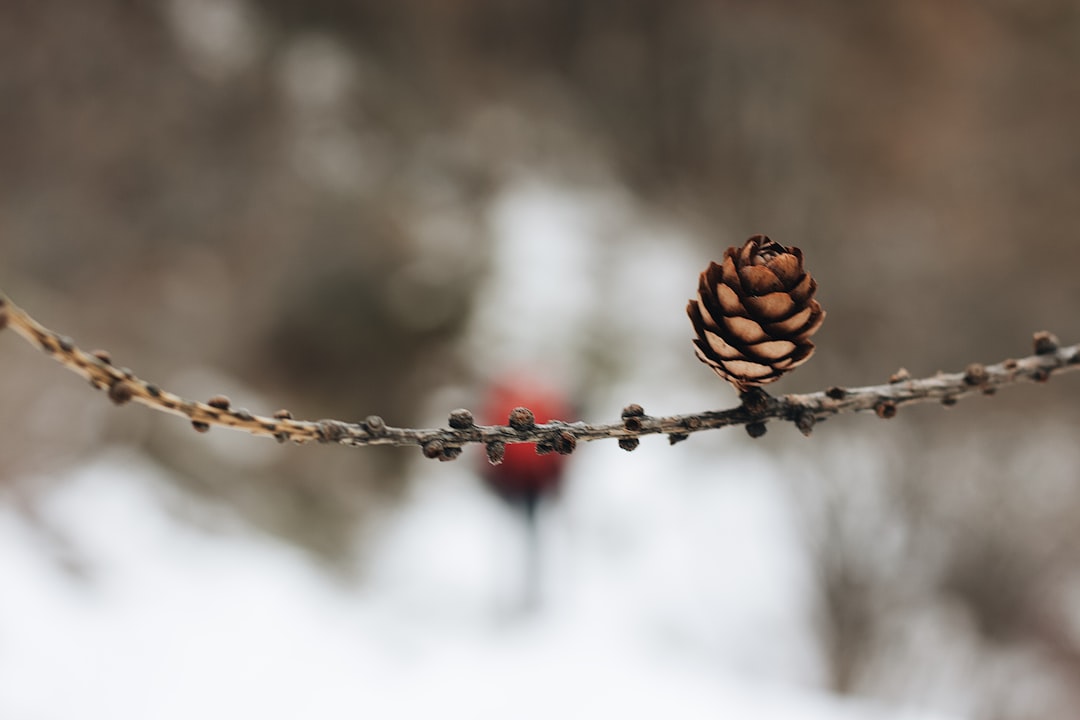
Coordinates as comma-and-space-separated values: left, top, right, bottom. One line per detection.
2, 291, 1077, 463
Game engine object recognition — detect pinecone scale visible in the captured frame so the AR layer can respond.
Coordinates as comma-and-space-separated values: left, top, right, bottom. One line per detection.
687, 235, 824, 392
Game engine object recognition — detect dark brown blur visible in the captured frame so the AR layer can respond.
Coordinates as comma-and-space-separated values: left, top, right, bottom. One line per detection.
2, 2, 1080, 715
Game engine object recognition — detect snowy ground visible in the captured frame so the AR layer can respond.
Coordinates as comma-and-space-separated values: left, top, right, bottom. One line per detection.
0, 449, 948, 720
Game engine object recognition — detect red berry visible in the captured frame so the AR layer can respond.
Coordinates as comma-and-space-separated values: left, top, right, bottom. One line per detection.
481, 374, 572, 502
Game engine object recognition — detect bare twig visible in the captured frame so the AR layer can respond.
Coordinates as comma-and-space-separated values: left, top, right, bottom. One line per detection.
1, 291, 1078, 462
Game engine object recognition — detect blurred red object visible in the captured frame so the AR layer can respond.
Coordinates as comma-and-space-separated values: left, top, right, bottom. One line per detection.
481, 373, 573, 508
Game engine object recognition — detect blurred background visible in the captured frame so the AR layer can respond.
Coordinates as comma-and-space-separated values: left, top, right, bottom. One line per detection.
2, 1, 1080, 718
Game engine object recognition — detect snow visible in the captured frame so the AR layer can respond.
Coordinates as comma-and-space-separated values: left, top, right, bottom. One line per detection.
0, 451, 948, 720
0, 176, 958, 719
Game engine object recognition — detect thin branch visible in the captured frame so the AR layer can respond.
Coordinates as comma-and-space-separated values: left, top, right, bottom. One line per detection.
1, 291, 1078, 463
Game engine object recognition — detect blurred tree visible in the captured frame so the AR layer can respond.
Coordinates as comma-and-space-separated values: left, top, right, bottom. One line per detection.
2, 1, 1080, 714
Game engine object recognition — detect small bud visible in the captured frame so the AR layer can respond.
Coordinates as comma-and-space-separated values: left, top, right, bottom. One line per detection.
1033, 368, 1051, 383
1033, 331, 1060, 355
0, 309, 8, 331
448, 409, 474, 429
438, 445, 462, 462
191, 420, 210, 433
273, 409, 293, 420
107, 380, 134, 406
621, 404, 645, 418
963, 363, 988, 386
794, 410, 815, 437
317, 419, 348, 443
422, 440, 444, 459
208, 395, 231, 410
618, 437, 640, 452
553, 430, 577, 455
91, 349, 112, 365
888, 368, 910, 384
486, 440, 506, 466
364, 415, 386, 435
875, 401, 898, 419
668, 432, 689, 445
508, 407, 535, 431
234, 409, 254, 422
57, 335, 75, 353
825, 386, 847, 400
942, 395, 958, 407
745, 421, 767, 439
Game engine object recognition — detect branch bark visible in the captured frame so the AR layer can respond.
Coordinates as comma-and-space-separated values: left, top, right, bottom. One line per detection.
2, 291, 1077, 463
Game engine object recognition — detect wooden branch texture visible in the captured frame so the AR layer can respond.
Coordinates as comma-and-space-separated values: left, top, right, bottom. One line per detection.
1, 291, 1078, 463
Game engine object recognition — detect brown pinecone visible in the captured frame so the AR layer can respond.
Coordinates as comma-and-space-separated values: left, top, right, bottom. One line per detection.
687, 235, 825, 392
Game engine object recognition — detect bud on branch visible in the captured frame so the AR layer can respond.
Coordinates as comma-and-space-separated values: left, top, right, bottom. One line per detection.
1, 291, 1077, 461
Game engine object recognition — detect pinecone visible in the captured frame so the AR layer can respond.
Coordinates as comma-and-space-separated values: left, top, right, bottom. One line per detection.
687, 235, 825, 392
